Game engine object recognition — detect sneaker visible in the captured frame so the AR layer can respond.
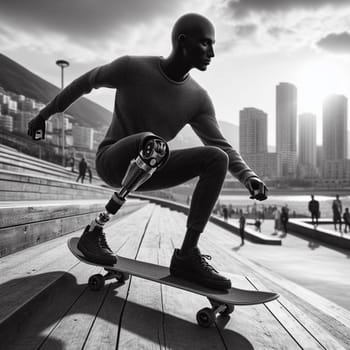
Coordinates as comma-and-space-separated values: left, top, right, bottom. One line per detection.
77, 225, 117, 266
170, 247, 231, 290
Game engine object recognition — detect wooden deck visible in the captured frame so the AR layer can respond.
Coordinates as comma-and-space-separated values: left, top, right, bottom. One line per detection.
1, 203, 350, 349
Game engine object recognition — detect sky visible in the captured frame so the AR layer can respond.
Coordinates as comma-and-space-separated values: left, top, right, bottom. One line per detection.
1, 0, 350, 145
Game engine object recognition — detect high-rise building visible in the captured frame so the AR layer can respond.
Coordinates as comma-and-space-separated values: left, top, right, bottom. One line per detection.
239, 107, 281, 178
298, 113, 317, 166
276, 82, 297, 177
322, 94, 347, 161
239, 107, 267, 154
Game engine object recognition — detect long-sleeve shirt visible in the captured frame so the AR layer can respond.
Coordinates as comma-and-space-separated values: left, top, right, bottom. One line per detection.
39, 55, 257, 184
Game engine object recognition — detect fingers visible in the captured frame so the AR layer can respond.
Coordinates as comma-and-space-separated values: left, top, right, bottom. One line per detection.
248, 180, 268, 200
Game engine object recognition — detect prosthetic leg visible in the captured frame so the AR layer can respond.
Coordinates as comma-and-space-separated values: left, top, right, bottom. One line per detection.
89, 134, 169, 232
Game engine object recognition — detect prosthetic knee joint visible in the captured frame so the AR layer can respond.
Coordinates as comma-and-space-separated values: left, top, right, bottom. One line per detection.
90, 135, 169, 230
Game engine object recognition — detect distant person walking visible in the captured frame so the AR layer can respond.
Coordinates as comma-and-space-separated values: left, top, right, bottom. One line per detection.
280, 205, 289, 234
68, 155, 75, 173
343, 208, 350, 233
86, 162, 92, 184
254, 217, 262, 232
332, 194, 343, 232
239, 210, 246, 245
222, 205, 228, 222
308, 194, 320, 227
272, 206, 280, 235
76, 157, 87, 183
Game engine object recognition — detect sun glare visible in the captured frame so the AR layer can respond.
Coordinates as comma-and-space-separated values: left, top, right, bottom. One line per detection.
296, 60, 346, 116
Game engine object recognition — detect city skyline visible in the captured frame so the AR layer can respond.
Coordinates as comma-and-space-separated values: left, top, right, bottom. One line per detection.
1, 1, 350, 146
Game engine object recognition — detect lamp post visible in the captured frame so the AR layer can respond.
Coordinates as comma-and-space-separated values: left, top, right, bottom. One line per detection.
56, 59, 70, 166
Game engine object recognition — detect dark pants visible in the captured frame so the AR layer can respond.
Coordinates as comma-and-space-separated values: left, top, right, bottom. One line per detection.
311, 212, 318, 225
76, 172, 86, 183
96, 133, 229, 232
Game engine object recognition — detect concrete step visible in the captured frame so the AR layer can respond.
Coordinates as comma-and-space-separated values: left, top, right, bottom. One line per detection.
0, 204, 154, 349
0, 169, 113, 201
0, 198, 146, 257
0, 145, 100, 183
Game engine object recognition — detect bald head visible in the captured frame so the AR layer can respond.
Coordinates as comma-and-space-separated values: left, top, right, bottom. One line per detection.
171, 13, 215, 48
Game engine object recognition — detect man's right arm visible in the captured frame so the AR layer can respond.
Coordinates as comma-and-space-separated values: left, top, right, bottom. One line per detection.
39, 55, 129, 120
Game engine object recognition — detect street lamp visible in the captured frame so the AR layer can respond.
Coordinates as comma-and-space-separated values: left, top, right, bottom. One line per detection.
56, 59, 70, 166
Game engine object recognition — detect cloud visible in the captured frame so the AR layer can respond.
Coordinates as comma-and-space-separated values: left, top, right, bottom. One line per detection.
267, 26, 295, 38
234, 24, 257, 37
223, 0, 350, 18
317, 32, 350, 54
0, 0, 183, 41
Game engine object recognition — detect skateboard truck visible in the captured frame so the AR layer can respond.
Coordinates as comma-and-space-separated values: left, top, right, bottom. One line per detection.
196, 298, 235, 327
88, 268, 130, 291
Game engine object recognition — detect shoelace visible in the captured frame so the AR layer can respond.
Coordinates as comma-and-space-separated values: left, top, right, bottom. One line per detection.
194, 253, 218, 273
98, 232, 112, 251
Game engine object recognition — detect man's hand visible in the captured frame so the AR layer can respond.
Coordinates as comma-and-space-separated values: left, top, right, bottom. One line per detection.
245, 177, 268, 201
28, 115, 46, 140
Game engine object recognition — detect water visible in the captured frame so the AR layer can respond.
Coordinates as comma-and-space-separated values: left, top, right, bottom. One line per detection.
219, 194, 350, 218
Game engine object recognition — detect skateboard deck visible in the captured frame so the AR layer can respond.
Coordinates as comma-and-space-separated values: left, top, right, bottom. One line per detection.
68, 237, 279, 327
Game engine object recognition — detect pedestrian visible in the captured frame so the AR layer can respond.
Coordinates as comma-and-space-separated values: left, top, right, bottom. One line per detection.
308, 194, 320, 227
254, 217, 262, 232
272, 206, 280, 235
222, 205, 228, 221
280, 205, 289, 234
239, 210, 246, 245
69, 154, 75, 172
332, 194, 343, 232
28, 13, 268, 291
86, 162, 92, 183
76, 157, 87, 183
343, 208, 350, 233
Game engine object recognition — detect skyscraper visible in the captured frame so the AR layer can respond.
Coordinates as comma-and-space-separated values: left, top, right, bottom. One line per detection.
239, 107, 267, 154
322, 94, 348, 160
298, 113, 317, 166
276, 82, 297, 177
298, 113, 318, 178
239, 107, 281, 178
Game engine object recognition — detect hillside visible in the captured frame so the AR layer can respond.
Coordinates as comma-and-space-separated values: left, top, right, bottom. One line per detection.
0, 53, 241, 150
0, 53, 112, 128
169, 121, 239, 150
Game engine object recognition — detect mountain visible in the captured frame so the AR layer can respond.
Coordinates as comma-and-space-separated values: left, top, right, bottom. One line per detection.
169, 121, 239, 150
0, 53, 112, 128
0, 53, 241, 150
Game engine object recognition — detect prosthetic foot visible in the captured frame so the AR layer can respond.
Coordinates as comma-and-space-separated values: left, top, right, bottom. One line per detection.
78, 134, 169, 265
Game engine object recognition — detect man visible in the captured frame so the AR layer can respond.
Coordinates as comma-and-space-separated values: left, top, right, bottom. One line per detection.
239, 210, 246, 245
76, 157, 87, 183
332, 194, 343, 232
308, 194, 319, 227
28, 13, 267, 290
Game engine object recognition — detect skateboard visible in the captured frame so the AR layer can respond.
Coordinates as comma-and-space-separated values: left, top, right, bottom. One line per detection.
68, 237, 279, 327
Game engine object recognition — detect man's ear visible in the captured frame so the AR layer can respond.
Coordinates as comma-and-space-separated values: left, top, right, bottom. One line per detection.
177, 34, 187, 47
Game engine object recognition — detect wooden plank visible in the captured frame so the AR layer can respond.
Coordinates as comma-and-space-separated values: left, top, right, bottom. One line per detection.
248, 275, 346, 350
169, 210, 302, 349
1, 205, 154, 350
158, 208, 226, 350
116, 205, 166, 350
201, 216, 350, 346
83, 204, 157, 350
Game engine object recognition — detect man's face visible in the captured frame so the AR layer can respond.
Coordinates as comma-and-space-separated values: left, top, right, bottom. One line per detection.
183, 25, 215, 71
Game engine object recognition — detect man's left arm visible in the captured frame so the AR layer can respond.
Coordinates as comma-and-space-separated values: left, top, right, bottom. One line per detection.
190, 92, 268, 201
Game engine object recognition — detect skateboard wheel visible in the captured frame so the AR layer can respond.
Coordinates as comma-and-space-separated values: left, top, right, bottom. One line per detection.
88, 274, 105, 291
196, 308, 215, 328
117, 272, 130, 283
220, 304, 235, 316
